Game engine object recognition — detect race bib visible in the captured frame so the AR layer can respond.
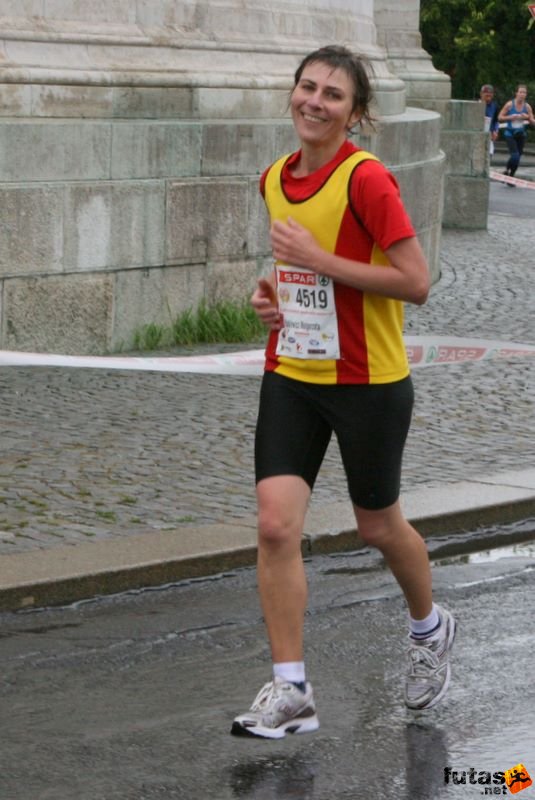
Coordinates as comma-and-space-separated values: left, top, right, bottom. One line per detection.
275, 264, 339, 359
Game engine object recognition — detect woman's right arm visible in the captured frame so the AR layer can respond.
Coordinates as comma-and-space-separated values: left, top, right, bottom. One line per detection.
251, 271, 281, 330
498, 101, 513, 122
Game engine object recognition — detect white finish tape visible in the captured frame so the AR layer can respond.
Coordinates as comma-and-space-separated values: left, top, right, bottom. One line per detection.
1, 336, 535, 376
490, 170, 535, 190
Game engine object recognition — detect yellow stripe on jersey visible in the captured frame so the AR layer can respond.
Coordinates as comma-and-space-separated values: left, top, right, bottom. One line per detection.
364, 243, 409, 384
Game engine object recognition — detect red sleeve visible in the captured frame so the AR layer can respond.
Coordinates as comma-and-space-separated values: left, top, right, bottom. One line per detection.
349, 160, 415, 251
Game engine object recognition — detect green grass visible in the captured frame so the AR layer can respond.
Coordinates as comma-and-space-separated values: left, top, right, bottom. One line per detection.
95, 510, 117, 522
119, 495, 137, 505
133, 322, 166, 351
133, 299, 266, 351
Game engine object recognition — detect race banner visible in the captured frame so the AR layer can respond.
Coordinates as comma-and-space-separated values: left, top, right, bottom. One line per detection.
490, 170, 535, 190
1, 336, 535, 376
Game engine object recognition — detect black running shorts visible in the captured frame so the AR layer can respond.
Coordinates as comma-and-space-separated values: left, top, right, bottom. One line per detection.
255, 371, 414, 510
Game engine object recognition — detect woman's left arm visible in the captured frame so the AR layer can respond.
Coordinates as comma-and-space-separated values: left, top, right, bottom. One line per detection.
270, 218, 430, 305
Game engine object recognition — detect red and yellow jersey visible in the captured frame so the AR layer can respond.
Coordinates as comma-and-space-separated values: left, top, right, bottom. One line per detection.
262, 140, 416, 385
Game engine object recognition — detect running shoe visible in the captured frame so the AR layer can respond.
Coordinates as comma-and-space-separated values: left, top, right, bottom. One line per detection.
405, 604, 456, 710
231, 676, 319, 739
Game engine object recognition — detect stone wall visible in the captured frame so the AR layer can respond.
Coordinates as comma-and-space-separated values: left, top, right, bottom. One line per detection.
0, 0, 446, 354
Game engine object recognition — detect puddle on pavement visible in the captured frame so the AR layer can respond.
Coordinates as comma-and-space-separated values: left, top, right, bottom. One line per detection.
435, 540, 535, 566
322, 536, 535, 577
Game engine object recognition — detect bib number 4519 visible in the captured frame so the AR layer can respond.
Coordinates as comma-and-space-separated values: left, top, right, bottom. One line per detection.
295, 287, 328, 309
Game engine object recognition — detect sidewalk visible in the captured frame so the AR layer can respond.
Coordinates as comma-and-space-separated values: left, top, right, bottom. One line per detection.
1, 208, 535, 611
2, 469, 535, 611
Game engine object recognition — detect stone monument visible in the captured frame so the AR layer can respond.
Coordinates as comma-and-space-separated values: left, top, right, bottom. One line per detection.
0, 1, 486, 354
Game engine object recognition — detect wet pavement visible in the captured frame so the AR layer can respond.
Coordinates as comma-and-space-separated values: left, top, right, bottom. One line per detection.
1, 538, 534, 799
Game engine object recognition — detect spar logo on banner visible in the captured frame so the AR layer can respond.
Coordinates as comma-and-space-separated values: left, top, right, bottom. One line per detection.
529, 4, 535, 19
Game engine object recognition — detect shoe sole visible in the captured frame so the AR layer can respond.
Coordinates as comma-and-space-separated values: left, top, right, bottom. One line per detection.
230, 715, 320, 739
406, 614, 457, 711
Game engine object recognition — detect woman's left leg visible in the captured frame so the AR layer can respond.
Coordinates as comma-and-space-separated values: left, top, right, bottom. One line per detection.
354, 501, 432, 619
333, 377, 456, 709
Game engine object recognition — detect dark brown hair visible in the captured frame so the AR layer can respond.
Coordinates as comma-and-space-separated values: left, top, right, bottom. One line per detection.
293, 45, 375, 128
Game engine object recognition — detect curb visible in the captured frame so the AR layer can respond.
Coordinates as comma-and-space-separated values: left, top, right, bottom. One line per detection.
1, 470, 534, 612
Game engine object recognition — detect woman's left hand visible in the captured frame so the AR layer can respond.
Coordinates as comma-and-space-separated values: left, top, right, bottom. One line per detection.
271, 217, 324, 271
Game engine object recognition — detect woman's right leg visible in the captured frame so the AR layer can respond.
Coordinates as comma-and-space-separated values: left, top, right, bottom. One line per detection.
231, 475, 320, 740
512, 133, 525, 175
253, 373, 331, 660
231, 373, 329, 738
505, 135, 521, 175
256, 475, 311, 662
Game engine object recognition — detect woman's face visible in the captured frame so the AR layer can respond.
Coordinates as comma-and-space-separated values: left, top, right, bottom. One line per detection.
515, 86, 528, 102
290, 61, 361, 149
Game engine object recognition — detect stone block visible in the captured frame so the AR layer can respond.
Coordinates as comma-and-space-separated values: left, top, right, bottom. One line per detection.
246, 177, 270, 257
166, 179, 248, 263
442, 100, 485, 132
63, 181, 165, 271
31, 85, 114, 118
0, 84, 31, 116
204, 259, 259, 306
111, 121, 201, 179
112, 263, 206, 350
368, 109, 441, 166
0, 185, 64, 277
112, 87, 195, 119
5, 39, 91, 71
0, 1, 42, 14
274, 122, 299, 157
195, 88, 289, 120
442, 130, 487, 177
43, 0, 136, 23
0, 121, 111, 181
202, 122, 278, 177
410, 98, 452, 117
136, 0, 193, 27
442, 175, 489, 230
2, 273, 113, 354
392, 154, 445, 231
374, 1, 420, 33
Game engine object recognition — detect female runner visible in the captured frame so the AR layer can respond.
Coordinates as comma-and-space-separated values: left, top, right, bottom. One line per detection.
231, 45, 456, 739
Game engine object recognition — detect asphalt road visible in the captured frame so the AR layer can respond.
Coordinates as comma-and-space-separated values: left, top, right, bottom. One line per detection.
1, 539, 534, 800
488, 171, 535, 217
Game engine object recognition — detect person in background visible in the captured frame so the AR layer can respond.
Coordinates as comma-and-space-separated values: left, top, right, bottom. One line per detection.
498, 84, 535, 182
480, 84, 500, 156
230, 45, 456, 740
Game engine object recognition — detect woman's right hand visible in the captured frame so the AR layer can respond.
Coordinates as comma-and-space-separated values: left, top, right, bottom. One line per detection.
251, 277, 282, 330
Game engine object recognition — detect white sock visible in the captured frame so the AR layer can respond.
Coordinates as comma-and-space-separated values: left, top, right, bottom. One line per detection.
273, 661, 306, 684
410, 604, 440, 639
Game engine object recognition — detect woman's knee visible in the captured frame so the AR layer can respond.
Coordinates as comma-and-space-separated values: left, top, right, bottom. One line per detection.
257, 507, 297, 546
256, 476, 310, 547
354, 503, 404, 548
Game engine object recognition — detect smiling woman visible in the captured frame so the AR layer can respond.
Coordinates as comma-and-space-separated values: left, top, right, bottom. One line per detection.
230, 45, 456, 740
289, 62, 362, 166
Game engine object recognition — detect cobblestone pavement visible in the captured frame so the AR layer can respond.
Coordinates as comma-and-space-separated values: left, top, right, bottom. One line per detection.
1, 204, 534, 555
